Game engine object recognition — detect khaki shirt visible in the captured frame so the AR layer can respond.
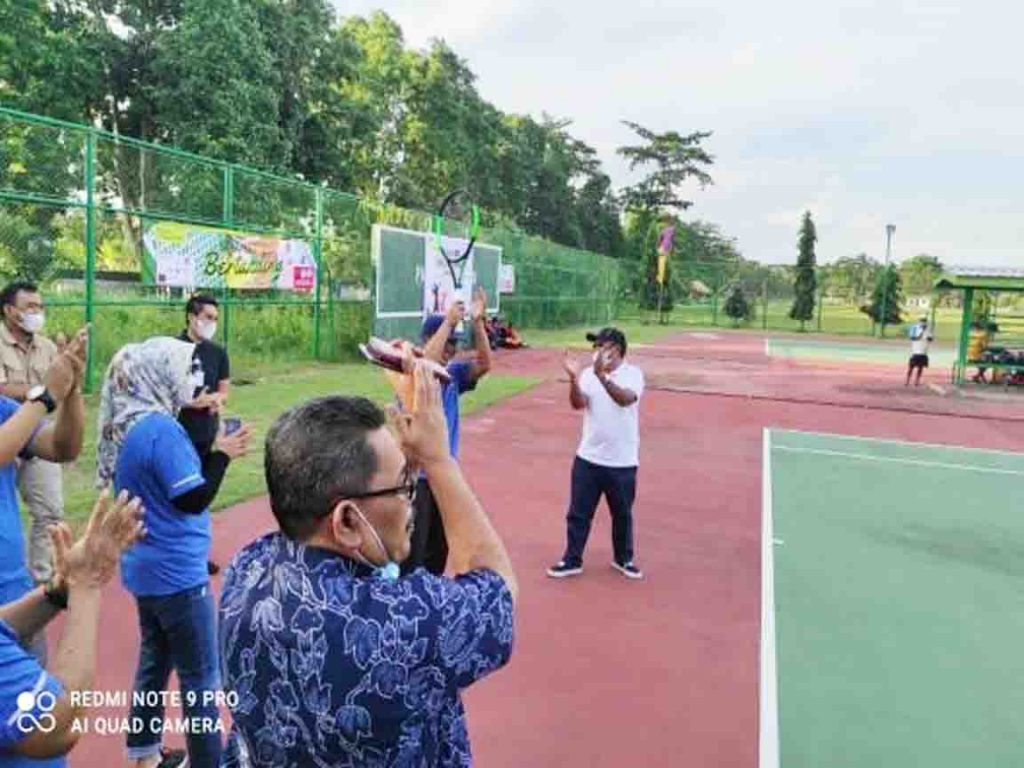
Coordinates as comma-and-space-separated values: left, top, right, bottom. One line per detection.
0, 323, 57, 390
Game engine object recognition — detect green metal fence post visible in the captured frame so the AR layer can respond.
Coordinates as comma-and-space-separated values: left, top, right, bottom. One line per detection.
221, 287, 231, 355
817, 284, 824, 331
313, 186, 323, 359
762, 279, 768, 331
222, 166, 234, 225
84, 130, 97, 393
955, 287, 974, 385
221, 166, 234, 356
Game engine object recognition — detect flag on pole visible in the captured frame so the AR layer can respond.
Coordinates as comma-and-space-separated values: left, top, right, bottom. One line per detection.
656, 225, 675, 286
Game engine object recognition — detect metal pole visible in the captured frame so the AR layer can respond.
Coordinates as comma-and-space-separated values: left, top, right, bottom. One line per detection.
879, 224, 895, 337
221, 167, 234, 356
313, 187, 323, 359
84, 131, 97, 393
817, 281, 824, 331
956, 287, 974, 385
762, 279, 768, 330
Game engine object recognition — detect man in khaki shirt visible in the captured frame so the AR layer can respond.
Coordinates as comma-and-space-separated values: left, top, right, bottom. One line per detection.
0, 281, 63, 585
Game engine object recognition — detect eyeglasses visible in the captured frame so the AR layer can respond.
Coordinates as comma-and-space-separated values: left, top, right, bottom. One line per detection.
326, 475, 417, 514
345, 481, 417, 502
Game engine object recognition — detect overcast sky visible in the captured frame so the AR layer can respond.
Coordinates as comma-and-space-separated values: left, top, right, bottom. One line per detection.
336, 0, 1022, 267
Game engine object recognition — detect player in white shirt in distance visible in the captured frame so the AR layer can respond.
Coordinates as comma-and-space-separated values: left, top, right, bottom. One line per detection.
548, 327, 646, 581
906, 317, 934, 387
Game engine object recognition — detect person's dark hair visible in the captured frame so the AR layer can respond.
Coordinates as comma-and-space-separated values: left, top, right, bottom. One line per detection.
0, 281, 39, 309
265, 396, 388, 540
186, 294, 218, 319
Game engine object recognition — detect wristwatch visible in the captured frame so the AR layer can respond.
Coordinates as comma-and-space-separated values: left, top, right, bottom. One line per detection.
26, 385, 56, 414
43, 580, 68, 611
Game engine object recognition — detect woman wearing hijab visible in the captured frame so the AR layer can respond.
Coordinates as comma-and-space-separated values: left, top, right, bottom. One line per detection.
96, 337, 250, 768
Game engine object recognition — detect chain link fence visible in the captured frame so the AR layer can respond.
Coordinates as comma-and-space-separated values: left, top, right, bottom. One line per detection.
0, 107, 621, 389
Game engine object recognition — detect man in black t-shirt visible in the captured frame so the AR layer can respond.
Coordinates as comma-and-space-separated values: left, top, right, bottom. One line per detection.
178, 294, 231, 575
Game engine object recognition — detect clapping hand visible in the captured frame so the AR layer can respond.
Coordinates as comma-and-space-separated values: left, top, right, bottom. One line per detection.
49, 490, 145, 590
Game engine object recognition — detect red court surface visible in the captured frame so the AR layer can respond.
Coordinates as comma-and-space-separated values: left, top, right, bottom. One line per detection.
64, 332, 1024, 767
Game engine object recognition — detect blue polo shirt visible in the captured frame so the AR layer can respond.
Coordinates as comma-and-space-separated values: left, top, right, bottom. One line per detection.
117, 413, 209, 597
0, 397, 37, 607
219, 533, 514, 767
0, 620, 64, 768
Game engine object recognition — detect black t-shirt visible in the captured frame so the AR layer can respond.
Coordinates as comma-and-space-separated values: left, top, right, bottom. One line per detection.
177, 330, 230, 451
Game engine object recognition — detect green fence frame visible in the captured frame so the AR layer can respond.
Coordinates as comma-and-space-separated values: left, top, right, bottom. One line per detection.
1, 106, 622, 390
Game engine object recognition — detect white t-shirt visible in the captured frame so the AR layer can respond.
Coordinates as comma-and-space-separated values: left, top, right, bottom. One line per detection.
909, 324, 932, 355
576, 362, 645, 468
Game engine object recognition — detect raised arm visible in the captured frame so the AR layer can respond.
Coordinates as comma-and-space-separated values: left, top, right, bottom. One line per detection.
9, 492, 144, 759
467, 288, 492, 383
422, 302, 464, 363
28, 328, 87, 463
563, 350, 588, 410
394, 362, 517, 603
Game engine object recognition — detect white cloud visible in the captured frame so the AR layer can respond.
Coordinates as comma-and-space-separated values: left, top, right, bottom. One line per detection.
334, 0, 1024, 267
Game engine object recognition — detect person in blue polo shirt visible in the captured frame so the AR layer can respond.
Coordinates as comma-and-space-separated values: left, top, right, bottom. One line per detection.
95, 337, 250, 768
0, 492, 143, 768
402, 288, 491, 575
0, 328, 87, 667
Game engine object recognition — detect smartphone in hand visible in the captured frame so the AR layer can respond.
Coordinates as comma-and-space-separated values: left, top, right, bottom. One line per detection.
222, 417, 242, 436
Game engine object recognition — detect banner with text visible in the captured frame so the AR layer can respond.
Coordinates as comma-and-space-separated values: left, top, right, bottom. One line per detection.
142, 222, 317, 292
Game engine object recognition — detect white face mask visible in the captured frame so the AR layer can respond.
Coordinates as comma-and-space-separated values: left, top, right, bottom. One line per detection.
20, 312, 44, 334
196, 321, 217, 341
352, 506, 401, 581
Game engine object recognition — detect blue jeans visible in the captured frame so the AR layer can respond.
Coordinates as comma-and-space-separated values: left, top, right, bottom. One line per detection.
126, 583, 222, 767
562, 457, 638, 567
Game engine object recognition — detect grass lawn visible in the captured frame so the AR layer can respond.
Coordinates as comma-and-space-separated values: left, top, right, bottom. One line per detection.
53, 362, 538, 527
525, 319, 684, 349
524, 304, 993, 347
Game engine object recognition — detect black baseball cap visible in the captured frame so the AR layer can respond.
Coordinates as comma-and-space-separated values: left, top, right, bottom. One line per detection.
585, 327, 627, 355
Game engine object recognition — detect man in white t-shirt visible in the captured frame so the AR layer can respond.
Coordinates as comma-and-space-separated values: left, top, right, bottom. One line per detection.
548, 327, 646, 580
906, 316, 934, 387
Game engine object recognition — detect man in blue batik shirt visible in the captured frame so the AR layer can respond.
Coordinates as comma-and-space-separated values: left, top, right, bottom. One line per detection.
219, 361, 517, 767
403, 287, 492, 576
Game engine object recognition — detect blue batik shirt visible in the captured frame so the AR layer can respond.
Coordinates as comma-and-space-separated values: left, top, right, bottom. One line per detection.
219, 532, 514, 768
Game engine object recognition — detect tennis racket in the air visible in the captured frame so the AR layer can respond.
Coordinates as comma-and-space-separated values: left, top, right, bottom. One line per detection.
432, 189, 480, 289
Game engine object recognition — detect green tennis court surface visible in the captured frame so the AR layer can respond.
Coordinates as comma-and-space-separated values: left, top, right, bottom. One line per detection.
761, 430, 1024, 767
766, 338, 957, 366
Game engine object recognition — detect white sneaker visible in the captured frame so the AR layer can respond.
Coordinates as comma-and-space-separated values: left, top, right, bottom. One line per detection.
612, 561, 644, 580
546, 561, 583, 578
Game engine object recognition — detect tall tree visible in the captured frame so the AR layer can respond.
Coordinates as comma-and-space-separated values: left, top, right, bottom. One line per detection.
617, 121, 714, 212
153, 0, 284, 168
789, 211, 817, 330
862, 264, 904, 328
616, 122, 714, 310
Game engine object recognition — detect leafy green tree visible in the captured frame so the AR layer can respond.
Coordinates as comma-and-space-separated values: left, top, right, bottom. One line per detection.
862, 264, 903, 327
153, 0, 284, 168
823, 253, 880, 303
899, 253, 944, 296
789, 211, 817, 329
724, 283, 753, 325
617, 122, 714, 212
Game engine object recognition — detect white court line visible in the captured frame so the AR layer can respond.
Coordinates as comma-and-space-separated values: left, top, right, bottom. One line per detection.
928, 383, 947, 396
773, 445, 1024, 477
771, 428, 1024, 460
759, 428, 779, 768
